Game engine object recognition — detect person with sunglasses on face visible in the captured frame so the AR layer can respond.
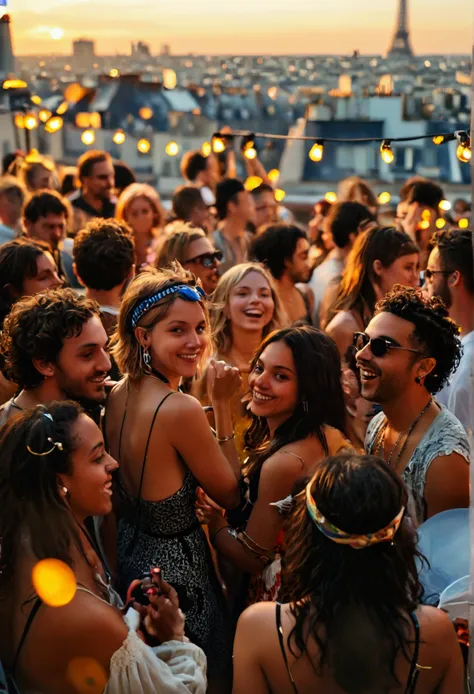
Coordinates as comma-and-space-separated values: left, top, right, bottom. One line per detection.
359, 286, 470, 525
155, 225, 222, 296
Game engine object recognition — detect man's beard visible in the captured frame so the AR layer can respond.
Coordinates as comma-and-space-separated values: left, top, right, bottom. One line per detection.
436, 277, 452, 310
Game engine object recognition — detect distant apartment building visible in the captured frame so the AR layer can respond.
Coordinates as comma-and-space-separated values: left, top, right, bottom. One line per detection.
73, 39, 95, 69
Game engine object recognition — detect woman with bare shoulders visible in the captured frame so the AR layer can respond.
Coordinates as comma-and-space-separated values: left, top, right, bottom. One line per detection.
233, 452, 464, 694
197, 325, 351, 609
0, 401, 207, 693
326, 226, 420, 359
106, 265, 241, 690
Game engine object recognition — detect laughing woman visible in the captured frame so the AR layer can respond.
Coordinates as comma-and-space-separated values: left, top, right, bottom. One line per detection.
106, 266, 242, 691
197, 325, 351, 609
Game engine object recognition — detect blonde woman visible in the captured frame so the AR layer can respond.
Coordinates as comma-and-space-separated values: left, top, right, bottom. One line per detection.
155, 224, 222, 295
116, 183, 165, 266
195, 262, 287, 458
17, 152, 57, 193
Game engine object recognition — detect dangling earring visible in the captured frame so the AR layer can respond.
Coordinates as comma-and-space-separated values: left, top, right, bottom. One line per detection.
302, 400, 308, 413
142, 346, 151, 373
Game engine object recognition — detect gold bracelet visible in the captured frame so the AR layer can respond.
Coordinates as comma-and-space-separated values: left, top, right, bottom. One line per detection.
216, 433, 235, 444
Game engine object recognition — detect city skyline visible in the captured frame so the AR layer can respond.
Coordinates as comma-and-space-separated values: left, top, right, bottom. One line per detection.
4, 0, 473, 56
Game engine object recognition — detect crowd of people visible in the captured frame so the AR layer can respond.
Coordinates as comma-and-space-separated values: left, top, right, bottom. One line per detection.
0, 143, 471, 694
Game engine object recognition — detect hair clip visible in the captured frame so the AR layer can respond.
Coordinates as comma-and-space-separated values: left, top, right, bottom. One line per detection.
27, 437, 64, 457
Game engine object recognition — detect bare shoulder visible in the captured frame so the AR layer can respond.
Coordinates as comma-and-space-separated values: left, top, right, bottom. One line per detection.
162, 390, 205, 419
417, 605, 459, 644
327, 310, 359, 334
237, 602, 277, 633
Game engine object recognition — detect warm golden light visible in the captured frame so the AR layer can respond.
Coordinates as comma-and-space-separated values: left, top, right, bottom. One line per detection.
325, 192, 337, 203
139, 107, 153, 120
31, 95, 42, 105
45, 117, 64, 133
458, 218, 469, 229
50, 27, 64, 40
112, 130, 126, 145
89, 112, 101, 129
243, 145, 257, 160
201, 141, 212, 157
32, 559, 76, 607
14, 113, 25, 129
55, 101, 68, 116
418, 220, 430, 230
212, 137, 225, 154
3, 79, 28, 90
435, 218, 446, 229
75, 113, 91, 129
67, 657, 107, 694
439, 199, 452, 211
163, 69, 177, 90
380, 141, 394, 165
244, 176, 263, 192
421, 209, 431, 222
39, 109, 52, 123
24, 114, 38, 130
109, 68, 120, 78
268, 168, 280, 184
81, 129, 96, 146
433, 135, 445, 145
165, 141, 180, 156
456, 143, 472, 163
274, 189, 286, 203
137, 138, 151, 154
309, 142, 324, 162
378, 191, 391, 205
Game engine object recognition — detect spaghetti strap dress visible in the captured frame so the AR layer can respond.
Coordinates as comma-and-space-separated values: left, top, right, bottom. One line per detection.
115, 390, 231, 677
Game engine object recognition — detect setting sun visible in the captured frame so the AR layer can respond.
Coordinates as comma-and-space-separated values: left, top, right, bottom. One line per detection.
49, 27, 64, 40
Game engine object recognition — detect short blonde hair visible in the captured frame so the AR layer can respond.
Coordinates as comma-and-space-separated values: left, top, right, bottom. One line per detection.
210, 262, 287, 357
112, 264, 210, 380
155, 225, 206, 270
116, 183, 165, 233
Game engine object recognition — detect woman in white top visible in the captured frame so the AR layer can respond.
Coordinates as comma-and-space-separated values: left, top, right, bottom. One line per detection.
0, 401, 207, 694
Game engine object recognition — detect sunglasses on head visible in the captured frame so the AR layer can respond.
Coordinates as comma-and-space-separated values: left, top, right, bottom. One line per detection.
353, 332, 423, 358
184, 250, 223, 268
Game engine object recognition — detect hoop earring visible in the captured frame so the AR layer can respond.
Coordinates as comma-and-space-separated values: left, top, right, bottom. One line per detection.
142, 346, 152, 373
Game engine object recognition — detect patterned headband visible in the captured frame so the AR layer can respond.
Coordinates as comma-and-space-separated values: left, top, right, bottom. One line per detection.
305, 482, 405, 550
129, 284, 206, 330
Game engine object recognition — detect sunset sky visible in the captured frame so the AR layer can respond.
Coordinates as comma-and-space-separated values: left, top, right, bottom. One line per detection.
4, 0, 473, 56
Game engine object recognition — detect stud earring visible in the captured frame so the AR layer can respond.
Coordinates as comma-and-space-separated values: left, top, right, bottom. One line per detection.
62, 486, 68, 495
415, 376, 421, 384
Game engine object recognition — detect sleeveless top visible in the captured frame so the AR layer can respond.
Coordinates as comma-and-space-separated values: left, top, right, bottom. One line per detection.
275, 603, 422, 694
366, 404, 471, 524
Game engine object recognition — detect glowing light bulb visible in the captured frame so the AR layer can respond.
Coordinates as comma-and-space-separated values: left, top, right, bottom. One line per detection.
56, 101, 68, 115
242, 138, 257, 160
137, 138, 151, 154
325, 192, 337, 204
212, 137, 225, 154
380, 141, 394, 165
418, 220, 430, 231
378, 191, 391, 205
165, 141, 180, 156
433, 135, 445, 145
32, 559, 76, 607
309, 142, 324, 162
45, 116, 63, 133
31, 95, 42, 105
81, 129, 95, 146
244, 176, 263, 192
274, 189, 286, 202
3, 79, 27, 89
268, 168, 280, 184
109, 68, 120, 78
456, 143, 471, 163
435, 218, 446, 229
139, 106, 153, 120
39, 109, 51, 123
24, 113, 38, 130
201, 141, 212, 157
421, 209, 431, 222
112, 130, 126, 145
14, 113, 25, 129
439, 200, 451, 211
458, 218, 469, 229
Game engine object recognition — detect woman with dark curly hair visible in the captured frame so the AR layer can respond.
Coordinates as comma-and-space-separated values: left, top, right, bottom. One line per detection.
233, 453, 464, 694
358, 286, 470, 523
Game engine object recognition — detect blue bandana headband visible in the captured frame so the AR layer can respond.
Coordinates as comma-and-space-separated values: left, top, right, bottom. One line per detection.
129, 284, 206, 330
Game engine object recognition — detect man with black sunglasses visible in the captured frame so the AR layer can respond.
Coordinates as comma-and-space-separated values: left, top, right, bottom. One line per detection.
357, 286, 470, 524
424, 229, 474, 438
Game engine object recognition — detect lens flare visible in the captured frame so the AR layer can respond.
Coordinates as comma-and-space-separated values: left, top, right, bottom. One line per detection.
32, 558, 76, 607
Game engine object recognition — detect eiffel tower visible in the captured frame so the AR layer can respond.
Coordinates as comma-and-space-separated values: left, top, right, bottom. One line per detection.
387, 0, 414, 57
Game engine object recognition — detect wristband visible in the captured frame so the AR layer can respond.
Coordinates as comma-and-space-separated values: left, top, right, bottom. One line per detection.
216, 433, 235, 444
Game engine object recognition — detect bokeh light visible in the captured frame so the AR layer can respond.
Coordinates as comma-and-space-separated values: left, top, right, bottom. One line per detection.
32, 558, 76, 607
325, 192, 337, 203
274, 188, 286, 202
244, 176, 263, 191
378, 191, 391, 205
67, 657, 107, 694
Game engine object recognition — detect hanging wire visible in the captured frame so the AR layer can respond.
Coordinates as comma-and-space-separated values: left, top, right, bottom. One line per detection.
212, 129, 463, 144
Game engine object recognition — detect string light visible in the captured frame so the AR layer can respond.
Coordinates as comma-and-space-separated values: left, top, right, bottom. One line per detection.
268, 168, 280, 184
45, 116, 63, 133
112, 130, 126, 145
378, 191, 391, 205
274, 189, 286, 202
109, 68, 120, 78
201, 141, 212, 157
421, 210, 431, 222
244, 176, 263, 191
31, 95, 42, 105
81, 129, 95, 146
137, 138, 151, 154
241, 134, 257, 160
455, 131, 471, 163
56, 101, 69, 115
309, 141, 324, 162
433, 135, 445, 145
165, 141, 180, 156
39, 109, 52, 123
24, 113, 38, 130
325, 192, 337, 203
2, 79, 27, 89
212, 136, 226, 154
139, 106, 153, 120
439, 200, 452, 211
436, 218, 446, 229
380, 140, 394, 165
458, 218, 469, 229
14, 113, 25, 129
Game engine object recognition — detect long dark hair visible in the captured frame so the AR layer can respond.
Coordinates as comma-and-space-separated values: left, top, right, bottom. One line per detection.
280, 453, 424, 694
0, 401, 84, 597
243, 326, 346, 478
333, 226, 419, 321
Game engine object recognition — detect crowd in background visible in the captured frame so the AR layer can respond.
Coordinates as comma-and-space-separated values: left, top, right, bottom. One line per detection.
0, 142, 471, 693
